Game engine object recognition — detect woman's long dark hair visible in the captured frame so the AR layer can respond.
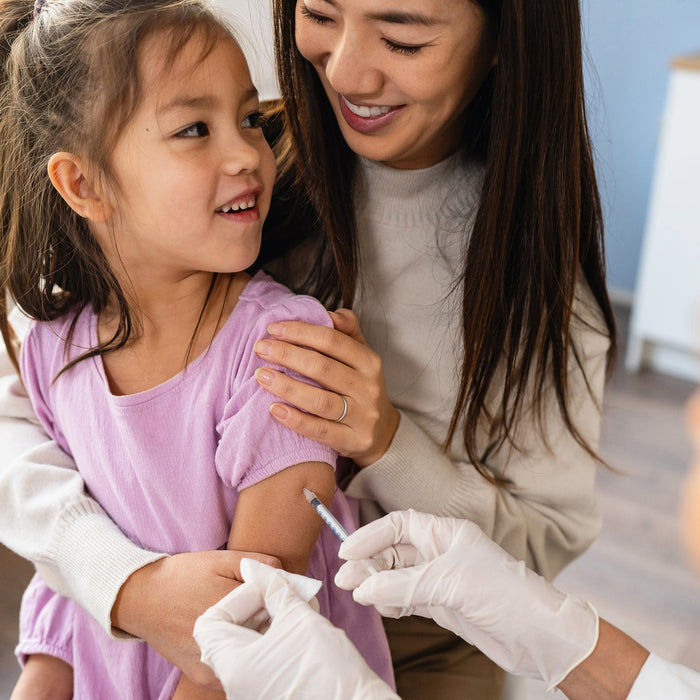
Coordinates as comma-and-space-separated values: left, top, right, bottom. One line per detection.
268, 0, 617, 480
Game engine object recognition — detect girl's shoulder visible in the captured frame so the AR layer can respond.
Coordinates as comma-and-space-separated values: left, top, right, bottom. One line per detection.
235, 271, 332, 330
20, 306, 92, 397
207, 271, 333, 399
23, 306, 90, 357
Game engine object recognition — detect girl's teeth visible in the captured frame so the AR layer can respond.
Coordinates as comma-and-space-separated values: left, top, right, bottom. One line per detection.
219, 198, 255, 213
343, 97, 392, 118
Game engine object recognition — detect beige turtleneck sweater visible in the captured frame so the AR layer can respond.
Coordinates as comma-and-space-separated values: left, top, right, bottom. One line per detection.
346, 154, 610, 580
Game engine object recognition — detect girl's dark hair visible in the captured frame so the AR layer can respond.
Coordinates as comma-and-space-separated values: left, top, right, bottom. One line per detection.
0, 0, 233, 373
269, 0, 617, 481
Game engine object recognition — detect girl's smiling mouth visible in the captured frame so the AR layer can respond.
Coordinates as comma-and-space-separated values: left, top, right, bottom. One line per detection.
215, 190, 261, 221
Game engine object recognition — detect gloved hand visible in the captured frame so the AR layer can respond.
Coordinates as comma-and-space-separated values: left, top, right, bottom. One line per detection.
335, 510, 599, 691
193, 558, 399, 700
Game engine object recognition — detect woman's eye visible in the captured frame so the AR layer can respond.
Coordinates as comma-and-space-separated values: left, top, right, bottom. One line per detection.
300, 4, 332, 25
241, 111, 267, 129
176, 122, 209, 138
383, 40, 423, 56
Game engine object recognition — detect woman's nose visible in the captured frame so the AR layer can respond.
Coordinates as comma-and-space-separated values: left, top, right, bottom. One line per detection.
323, 31, 383, 97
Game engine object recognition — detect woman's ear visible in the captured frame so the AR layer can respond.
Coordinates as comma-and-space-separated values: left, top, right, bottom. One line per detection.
47, 152, 111, 223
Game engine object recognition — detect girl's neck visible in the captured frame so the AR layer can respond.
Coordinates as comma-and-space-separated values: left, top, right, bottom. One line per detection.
98, 271, 249, 396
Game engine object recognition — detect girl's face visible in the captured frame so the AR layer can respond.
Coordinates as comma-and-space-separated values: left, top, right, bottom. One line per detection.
682, 391, 700, 575
103, 33, 276, 281
294, 0, 496, 170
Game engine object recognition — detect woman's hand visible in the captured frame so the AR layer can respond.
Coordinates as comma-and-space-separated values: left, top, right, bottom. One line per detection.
111, 549, 281, 689
253, 309, 400, 467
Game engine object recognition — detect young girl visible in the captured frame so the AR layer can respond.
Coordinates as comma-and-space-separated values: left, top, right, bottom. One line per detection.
0, 0, 392, 698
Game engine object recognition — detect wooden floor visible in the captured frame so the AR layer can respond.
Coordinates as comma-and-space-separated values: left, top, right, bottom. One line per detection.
1, 305, 699, 699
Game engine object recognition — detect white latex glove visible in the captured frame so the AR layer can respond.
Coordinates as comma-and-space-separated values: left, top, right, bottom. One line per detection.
335, 510, 599, 692
193, 558, 399, 700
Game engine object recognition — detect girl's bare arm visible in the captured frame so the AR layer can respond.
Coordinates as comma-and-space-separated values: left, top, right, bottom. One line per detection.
228, 461, 335, 574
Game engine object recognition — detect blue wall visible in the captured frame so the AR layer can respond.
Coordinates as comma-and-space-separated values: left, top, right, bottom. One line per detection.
581, 0, 700, 294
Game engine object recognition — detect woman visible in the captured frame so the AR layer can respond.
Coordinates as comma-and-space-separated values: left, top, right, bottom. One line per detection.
248, 0, 614, 695
0, 0, 615, 697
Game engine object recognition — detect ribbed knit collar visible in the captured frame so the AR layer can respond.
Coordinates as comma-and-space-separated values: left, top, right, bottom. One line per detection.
356, 151, 482, 227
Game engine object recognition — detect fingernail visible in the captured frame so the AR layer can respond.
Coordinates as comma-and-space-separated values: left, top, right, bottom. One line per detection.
255, 368, 274, 386
270, 404, 289, 420
255, 340, 272, 356
267, 322, 286, 337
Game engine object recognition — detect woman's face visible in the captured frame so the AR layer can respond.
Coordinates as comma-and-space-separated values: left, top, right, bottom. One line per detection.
294, 0, 497, 170
682, 390, 700, 575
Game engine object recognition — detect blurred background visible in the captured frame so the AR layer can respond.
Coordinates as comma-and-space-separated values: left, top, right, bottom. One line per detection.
1, 1, 699, 697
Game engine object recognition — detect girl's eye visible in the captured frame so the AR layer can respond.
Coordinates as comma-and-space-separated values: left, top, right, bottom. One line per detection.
383, 40, 423, 56
241, 111, 266, 129
299, 4, 332, 25
176, 122, 209, 138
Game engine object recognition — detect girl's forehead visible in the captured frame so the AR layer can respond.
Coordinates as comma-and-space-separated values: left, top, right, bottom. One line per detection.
137, 29, 243, 85
135, 33, 253, 113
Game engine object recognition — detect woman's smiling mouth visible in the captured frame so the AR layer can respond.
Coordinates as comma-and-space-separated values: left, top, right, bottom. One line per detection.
338, 95, 404, 134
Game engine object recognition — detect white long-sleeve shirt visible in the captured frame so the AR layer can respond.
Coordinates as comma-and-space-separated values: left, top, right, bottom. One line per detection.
628, 654, 700, 699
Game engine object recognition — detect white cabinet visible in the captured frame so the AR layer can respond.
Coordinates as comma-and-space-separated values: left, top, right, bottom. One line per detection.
626, 54, 700, 382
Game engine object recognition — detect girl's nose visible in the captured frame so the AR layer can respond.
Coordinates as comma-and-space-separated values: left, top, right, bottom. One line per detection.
323, 31, 383, 97
222, 134, 261, 175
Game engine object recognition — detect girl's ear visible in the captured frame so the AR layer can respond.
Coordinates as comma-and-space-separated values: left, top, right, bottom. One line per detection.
47, 152, 112, 223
